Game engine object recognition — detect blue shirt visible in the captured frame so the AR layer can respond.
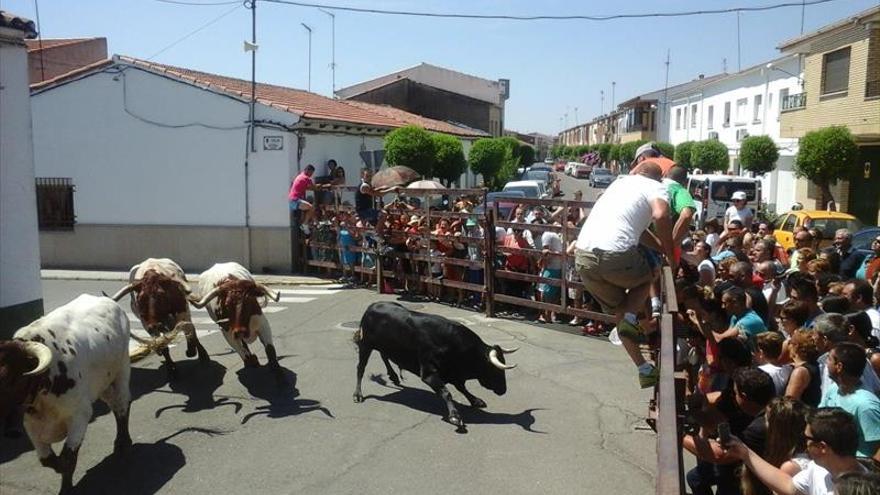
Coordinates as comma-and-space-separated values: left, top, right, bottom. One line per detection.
820, 383, 880, 458
338, 229, 358, 265
731, 310, 768, 342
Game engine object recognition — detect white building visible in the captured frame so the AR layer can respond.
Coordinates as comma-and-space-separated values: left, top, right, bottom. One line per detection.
665, 56, 803, 213
30, 55, 487, 273
0, 12, 43, 338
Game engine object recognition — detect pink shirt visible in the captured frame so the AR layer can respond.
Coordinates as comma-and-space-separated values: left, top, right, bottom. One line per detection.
288, 173, 312, 201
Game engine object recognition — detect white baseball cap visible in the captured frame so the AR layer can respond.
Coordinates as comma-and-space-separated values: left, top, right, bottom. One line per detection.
732, 191, 747, 201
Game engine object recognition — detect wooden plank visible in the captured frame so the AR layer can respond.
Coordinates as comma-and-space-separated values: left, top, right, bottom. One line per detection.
305, 260, 338, 269
492, 294, 617, 323
656, 312, 682, 495
419, 277, 484, 293
494, 269, 561, 285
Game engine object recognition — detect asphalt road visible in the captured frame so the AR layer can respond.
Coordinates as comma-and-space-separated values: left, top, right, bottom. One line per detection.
1, 278, 656, 495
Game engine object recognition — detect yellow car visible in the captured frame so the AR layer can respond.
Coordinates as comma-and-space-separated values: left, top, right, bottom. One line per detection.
772, 209, 864, 252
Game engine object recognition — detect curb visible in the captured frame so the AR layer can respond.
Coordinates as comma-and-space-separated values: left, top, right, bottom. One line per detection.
41, 270, 335, 286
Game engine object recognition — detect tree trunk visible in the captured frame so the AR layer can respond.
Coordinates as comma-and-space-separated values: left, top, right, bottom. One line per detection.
818, 180, 836, 210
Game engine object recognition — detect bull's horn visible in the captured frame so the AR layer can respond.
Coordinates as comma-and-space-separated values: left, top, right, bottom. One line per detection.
22, 341, 53, 376
499, 346, 519, 354
109, 284, 136, 302
258, 284, 281, 302
190, 287, 222, 308
489, 349, 516, 370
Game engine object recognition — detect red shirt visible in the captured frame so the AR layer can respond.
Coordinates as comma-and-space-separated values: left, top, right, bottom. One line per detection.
288, 173, 312, 201
504, 235, 531, 271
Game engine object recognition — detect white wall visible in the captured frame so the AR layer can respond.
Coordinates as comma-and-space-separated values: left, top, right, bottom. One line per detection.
666, 57, 802, 213
0, 36, 42, 307
31, 66, 299, 227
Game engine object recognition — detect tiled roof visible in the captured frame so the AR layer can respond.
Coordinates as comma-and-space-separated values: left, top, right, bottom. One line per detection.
116, 56, 487, 137
777, 4, 880, 50
30, 59, 113, 91
25, 38, 95, 51
0, 10, 37, 38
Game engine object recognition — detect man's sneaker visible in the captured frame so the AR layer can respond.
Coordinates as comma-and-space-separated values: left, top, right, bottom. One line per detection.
651, 304, 661, 319
638, 365, 659, 389
617, 318, 644, 342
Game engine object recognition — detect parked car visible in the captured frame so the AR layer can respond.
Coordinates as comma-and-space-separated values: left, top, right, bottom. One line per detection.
528, 163, 553, 172
503, 180, 548, 199
553, 161, 565, 172
687, 174, 762, 228
544, 157, 554, 165
852, 226, 880, 251
589, 168, 614, 188
773, 209, 864, 252
573, 162, 592, 179
474, 190, 527, 219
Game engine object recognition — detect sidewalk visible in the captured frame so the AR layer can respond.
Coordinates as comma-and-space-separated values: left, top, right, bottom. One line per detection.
41, 269, 333, 286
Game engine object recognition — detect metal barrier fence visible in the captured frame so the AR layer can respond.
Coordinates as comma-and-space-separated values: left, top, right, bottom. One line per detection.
292, 184, 686, 493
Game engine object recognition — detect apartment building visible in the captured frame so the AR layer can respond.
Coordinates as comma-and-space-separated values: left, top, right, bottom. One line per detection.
777, 5, 880, 225
666, 57, 803, 213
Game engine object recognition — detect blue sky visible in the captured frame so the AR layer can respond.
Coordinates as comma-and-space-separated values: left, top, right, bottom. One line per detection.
7, 0, 879, 134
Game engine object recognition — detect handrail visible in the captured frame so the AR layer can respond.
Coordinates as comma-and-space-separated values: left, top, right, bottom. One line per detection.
656, 265, 683, 495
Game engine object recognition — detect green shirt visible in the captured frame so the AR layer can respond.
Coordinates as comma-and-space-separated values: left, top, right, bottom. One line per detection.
665, 180, 696, 220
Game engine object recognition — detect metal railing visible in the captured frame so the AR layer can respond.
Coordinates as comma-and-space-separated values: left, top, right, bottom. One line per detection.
781, 92, 807, 111
654, 266, 684, 495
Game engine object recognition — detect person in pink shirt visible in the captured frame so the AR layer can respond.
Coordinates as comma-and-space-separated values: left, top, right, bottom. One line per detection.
288, 164, 323, 225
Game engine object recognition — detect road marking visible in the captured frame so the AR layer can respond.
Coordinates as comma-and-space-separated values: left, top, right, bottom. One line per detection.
276, 289, 342, 295
125, 313, 216, 325
278, 297, 316, 304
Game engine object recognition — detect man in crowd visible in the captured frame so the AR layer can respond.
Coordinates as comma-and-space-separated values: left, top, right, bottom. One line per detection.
575, 160, 673, 388
724, 191, 754, 231
289, 164, 327, 230
826, 229, 866, 279
843, 279, 880, 339
725, 408, 870, 495
728, 261, 771, 327
787, 272, 824, 328
814, 313, 880, 396
630, 141, 676, 176
715, 287, 768, 348
820, 342, 880, 461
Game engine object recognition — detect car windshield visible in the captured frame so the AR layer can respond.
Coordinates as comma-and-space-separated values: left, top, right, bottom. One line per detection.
593, 169, 611, 176
523, 171, 550, 182
503, 186, 539, 198
805, 217, 865, 240
853, 228, 880, 251
710, 182, 757, 201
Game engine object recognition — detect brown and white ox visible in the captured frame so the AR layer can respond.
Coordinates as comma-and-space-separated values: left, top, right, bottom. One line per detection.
110, 258, 208, 378
190, 262, 281, 370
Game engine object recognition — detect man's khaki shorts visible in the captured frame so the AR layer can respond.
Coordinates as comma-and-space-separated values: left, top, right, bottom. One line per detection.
574, 247, 653, 313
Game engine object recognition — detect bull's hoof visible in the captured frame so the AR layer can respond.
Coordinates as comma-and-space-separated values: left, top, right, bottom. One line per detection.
185, 347, 196, 358
469, 398, 487, 409
353, 393, 364, 403
39, 455, 61, 474
447, 413, 464, 428
196, 345, 210, 363
113, 436, 132, 456
243, 355, 259, 368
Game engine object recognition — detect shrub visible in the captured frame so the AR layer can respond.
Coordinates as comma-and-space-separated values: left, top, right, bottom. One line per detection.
690, 139, 730, 173
384, 125, 436, 177
655, 141, 675, 160
740, 135, 779, 175
469, 138, 509, 191
432, 133, 467, 187
795, 126, 858, 207
674, 141, 696, 170
618, 140, 646, 165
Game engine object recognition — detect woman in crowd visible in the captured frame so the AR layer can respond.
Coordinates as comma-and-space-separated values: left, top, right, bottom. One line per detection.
784, 329, 822, 407
740, 397, 810, 495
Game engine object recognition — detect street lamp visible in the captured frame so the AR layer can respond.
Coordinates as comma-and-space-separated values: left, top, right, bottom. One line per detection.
318, 8, 336, 96
301, 23, 312, 92
765, 62, 803, 86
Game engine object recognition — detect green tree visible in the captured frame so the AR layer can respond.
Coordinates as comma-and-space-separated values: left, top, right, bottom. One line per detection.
469, 138, 508, 190
550, 144, 563, 158
618, 140, 646, 165
432, 133, 467, 186
674, 141, 696, 170
739, 135, 779, 175
608, 144, 620, 163
384, 125, 436, 177
519, 143, 536, 167
597, 143, 612, 164
655, 142, 675, 159
795, 126, 858, 207
691, 139, 730, 173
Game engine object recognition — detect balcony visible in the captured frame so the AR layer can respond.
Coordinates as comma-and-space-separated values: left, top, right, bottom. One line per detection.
781, 92, 807, 111
867, 79, 880, 99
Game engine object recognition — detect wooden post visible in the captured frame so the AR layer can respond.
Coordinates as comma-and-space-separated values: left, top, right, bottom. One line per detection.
426, 191, 432, 296
560, 203, 569, 314
485, 205, 496, 317
334, 185, 343, 279
290, 208, 303, 274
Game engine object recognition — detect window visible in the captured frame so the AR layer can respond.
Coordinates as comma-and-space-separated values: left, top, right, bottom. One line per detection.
821, 47, 850, 95
735, 98, 748, 124
782, 215, 797, 233
36, 178, 75, 230
753, 94, 763, 122
706, 105, 714, 129
690, 104, 697, 128
676, 108, 682, 130
723, 101, 731, 127
778, 88, 789, 117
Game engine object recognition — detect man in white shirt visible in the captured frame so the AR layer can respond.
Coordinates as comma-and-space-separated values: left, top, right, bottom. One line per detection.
724, 190, 754, 230
574, 160, 673, 388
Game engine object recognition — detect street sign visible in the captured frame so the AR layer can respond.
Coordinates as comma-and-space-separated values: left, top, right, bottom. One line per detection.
263, 136, 283, 150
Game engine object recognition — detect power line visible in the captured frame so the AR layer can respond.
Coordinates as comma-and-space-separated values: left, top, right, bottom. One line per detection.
147, 3, 242, 60
154, 0, 241, 6
257, 0, 840, 21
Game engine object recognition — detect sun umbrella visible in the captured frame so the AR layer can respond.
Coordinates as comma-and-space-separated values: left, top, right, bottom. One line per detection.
371, 166, 420, 189
406, 180, 446, 190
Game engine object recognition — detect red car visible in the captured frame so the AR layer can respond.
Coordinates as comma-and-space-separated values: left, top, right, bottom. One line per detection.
554, 161, 565, 172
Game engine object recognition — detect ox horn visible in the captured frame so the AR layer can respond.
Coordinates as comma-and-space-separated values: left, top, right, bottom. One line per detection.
258, 284, 281, 302
489, 349, 516, 370
21, 341, 53, 376
109, 283, 136, 302
499, 346, 519, 354
189, 287, 222, 309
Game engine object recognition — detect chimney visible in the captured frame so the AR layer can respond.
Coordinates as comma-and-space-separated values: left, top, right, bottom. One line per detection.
698, 74, 705, 79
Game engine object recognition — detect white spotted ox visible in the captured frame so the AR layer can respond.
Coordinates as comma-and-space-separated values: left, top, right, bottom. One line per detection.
110, 257, 208, 378
0, 294, 131, 494
190, 262, 281, 369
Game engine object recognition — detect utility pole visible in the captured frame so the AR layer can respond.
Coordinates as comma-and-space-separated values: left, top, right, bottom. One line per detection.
600, 90, 604, 114
574, 107, 579, 126
736, 11, 742, 71
249, 0, 256, 153
662, 49, 670, 131
318, 8, 336, 96
301, 23, 312, 92
611, 81, 616, 110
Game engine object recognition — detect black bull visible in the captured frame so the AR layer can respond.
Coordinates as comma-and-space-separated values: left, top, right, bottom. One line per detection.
353, 302, 517, 428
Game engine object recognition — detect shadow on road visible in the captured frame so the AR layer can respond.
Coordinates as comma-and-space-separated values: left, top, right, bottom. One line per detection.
364, 383, 546, 433
236, 364, 334, 424
154, 360, 242, 418
72, 427, 223, 495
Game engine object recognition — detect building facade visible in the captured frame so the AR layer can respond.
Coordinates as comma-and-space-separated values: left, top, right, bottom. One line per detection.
777, 5, 880, 225
336, 63, 509, 137
26, 37, 107, 84
0, 12, 43, 338
666, 57, 803, 213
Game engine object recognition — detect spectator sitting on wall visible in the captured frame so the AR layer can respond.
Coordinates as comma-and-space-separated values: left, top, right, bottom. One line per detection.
289, 164, 330, 233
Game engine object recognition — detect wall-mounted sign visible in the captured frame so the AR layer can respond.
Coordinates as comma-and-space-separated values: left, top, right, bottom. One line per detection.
263, 136, 283, 151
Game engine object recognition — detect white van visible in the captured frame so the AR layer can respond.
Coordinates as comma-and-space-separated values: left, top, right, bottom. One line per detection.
686, 174, 762, 228
503, 180, 548, 199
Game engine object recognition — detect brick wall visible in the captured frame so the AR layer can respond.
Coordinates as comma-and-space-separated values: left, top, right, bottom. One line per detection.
27, 38, 107, 84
